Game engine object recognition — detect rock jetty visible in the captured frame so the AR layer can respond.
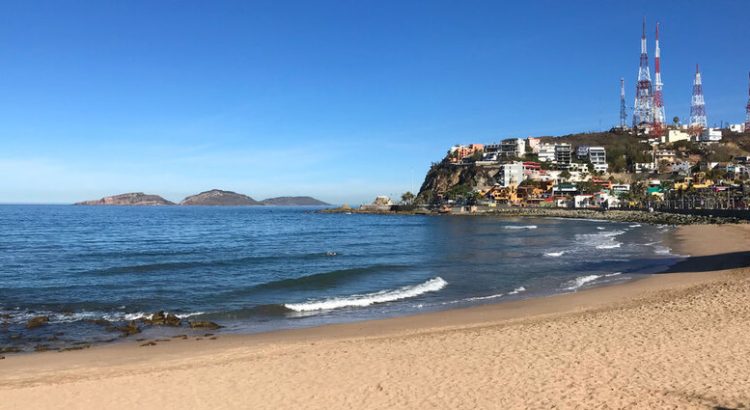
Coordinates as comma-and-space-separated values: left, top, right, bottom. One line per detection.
260, 196, 330, 206
75, 192, 175, 206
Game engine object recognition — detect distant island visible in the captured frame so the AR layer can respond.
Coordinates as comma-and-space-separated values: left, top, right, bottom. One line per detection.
180, 190, 260, 206
75, 189, 330, 206
75, 192, 175, 206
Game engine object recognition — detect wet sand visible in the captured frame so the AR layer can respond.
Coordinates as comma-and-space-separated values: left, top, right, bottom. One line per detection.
1, 224, 749, 409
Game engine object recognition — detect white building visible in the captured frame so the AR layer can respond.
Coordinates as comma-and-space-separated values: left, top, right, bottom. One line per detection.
554, 143, 572, 167
699, 128, 722, 142
499, 138, 525, 158
538, 143, 556, 162
588, 146, 608, 173
661, 129, 691, 144
576, 145, 590, 159
497, 162, 525, 187
634, 162, 657, 174
729, 123, 746, 133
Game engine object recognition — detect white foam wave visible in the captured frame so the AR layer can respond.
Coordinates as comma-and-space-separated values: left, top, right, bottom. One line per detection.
464, 292, 505, 302
504, 225, 537, 230
596, 243, 622, 249
565, 274, 602, 291
508, 286, 526, 295
284, 277, 448, 312
544, 251, 565, 257
629, 224, 642, 228
596, 226, 605, 230
0, 309, 205, 325
605, 272, 623, 277
653, 246, 672, 255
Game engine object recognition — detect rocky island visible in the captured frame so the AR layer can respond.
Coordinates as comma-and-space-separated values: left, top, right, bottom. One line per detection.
179, 189, 261, 206
75, 192, 175, 206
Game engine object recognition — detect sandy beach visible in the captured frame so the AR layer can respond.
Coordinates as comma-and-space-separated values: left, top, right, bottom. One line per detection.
1, 223, 749, 409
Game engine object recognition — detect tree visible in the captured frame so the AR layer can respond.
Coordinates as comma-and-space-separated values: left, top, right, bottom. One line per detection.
400, 191, 415, 205
559, 170, 571, 181
673, 116, 680, 127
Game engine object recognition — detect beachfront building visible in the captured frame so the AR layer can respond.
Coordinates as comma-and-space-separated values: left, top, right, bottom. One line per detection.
497, 162, 525, 187
729, 123, 745, 133
538, 143, 556, 162
499, 138, 525, 159
588, 146, 608, 173
554, 143, 572, 168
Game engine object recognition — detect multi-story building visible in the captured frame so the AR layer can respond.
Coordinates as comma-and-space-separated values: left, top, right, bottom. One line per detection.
499, 138, 525, 159
576, 145, 590, 160
497, 162, 525, 187
448, 144, 484, 162
554, 143, 572, 168
538, 143, 556, 162
588, 146, 608, 173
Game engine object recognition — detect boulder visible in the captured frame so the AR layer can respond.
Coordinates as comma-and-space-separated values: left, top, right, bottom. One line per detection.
116, 321, 141, 337
143, 311, 182, 326
26, 316, 49, 329
188, 321, 222, 330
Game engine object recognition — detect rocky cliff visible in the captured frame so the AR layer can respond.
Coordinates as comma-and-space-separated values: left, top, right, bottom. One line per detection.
75, 193, 175, 206
260, 196, 330, 206
179, 189, 261, 206
418, 161, 499, 200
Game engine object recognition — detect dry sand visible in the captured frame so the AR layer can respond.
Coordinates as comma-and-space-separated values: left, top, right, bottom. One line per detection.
1, 224, 749, 409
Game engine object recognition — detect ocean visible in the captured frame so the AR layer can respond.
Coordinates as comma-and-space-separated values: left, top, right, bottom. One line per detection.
0, 205, 682, 352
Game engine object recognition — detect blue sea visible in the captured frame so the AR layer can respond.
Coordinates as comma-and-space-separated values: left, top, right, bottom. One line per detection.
0, 205, 682, 351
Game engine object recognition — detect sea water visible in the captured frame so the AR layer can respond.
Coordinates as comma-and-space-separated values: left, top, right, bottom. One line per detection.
0, 205, 682, 351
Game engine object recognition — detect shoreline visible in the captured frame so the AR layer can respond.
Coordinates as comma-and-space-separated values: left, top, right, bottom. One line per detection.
1, 224, 749, 408
321, 206, 750, 225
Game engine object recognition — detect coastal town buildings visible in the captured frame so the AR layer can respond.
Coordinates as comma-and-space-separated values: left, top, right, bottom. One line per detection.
588, 146, 608, 173
554, 144, 573, 167
497, 162, 524, 187
538, 143, 556, 163
499, 138, 526, 159
699, 128, 722, 142
527, 137, 541, 154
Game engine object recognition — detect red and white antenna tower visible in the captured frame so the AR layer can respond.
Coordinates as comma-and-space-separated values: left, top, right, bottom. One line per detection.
652, 22, 665, 136
745, 71, 750, 131
689, 64, 707, 133
633, 17, 654, 130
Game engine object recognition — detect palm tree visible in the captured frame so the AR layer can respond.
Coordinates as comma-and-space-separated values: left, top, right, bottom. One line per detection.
400, 191, 415, 205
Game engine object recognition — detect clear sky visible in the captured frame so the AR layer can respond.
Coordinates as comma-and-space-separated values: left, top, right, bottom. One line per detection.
1, 0, 749, 204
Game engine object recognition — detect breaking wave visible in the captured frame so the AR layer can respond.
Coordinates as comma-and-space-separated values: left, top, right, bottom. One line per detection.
284, 277, 448, 312
504, 225, 537, 230
544, 251, 565, 257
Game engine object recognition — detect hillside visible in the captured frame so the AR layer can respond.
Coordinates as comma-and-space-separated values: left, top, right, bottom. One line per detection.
260, 196, 330, 206
75, 193, 175, 206
179, 190, 261, 206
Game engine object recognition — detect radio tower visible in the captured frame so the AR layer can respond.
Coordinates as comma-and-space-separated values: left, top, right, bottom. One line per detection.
633, 17, 654, 130
745, 71, 750, 132
689, 64, 707, 133
619, 78, 627, 128
652, 23, 665, 136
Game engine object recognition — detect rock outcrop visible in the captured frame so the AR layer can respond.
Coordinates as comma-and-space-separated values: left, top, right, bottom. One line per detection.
75, 193, 175, 206
261, 196, 330, 206
180, 189, 261, 206
418, 161, 500, 199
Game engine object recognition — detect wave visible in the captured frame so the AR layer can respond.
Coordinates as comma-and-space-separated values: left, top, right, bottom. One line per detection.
596, 226, 605, 230
544, 251, 565, 257
504, 225, 537, 230
577, 229, 625, 250
508, 286, 526, 295
284, 277, 447, 312
596, 243, 622, 249
464, 292, 505, 302
235, 264, 411, 296
564, 274, 602, 291
629, 224, 642, 228
0, 309, 205, 325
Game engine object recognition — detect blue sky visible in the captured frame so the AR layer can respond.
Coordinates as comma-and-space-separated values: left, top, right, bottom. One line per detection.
1, 1, 749, 204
